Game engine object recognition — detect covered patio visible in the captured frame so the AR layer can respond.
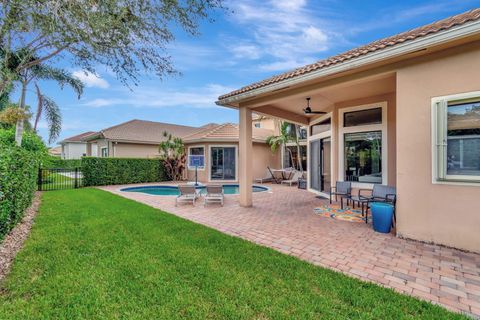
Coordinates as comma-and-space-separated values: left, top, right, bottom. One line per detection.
102, 183, 480, 317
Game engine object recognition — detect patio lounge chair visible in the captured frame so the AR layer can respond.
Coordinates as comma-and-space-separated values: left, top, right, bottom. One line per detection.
204, 184, 224, 206
281, 170, 303, 186
176, 184, 199, 206
330, 181, 352, 204
255, 169, 273, 184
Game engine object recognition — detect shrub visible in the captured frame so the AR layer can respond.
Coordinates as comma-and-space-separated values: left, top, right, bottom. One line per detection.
0, 128, 48, 155
44, 156, 81, 169
0, 146, 39, 240
82, 157, 166, 186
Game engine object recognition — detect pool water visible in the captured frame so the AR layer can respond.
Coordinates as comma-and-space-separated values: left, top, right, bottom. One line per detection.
120, 184, 269, 196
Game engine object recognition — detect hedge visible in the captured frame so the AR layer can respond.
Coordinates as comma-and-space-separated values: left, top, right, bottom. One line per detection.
82, 157, 166, 186
44, 157, 81, 169
0, 146, 39, 240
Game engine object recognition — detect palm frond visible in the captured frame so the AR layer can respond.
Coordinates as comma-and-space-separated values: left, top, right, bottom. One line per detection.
33, 83, 43, 131
31, 64, 84, 99
41, 94, 62, 144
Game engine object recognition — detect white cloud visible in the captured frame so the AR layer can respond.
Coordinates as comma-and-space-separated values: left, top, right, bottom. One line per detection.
72, 70, 110, 89
83, 83, 235, 109
226, 0, 335, 72
229, 43, 262, 60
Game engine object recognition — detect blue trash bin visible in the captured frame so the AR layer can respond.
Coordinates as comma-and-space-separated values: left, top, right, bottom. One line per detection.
370, 202, 394, 233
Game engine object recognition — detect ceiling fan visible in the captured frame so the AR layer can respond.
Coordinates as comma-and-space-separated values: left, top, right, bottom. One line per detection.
303, 97, 327, 115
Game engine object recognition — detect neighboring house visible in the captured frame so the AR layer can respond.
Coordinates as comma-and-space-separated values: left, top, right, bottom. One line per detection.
183, 123, 281, 183
84, 120, 200, 158
216, 9, 480, 252
84, 119, 281, 182
48, 146, 62, 157
59, 131, 97, 159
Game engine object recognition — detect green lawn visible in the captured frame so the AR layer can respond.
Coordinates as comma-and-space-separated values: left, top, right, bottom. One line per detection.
0, 189, 466, 319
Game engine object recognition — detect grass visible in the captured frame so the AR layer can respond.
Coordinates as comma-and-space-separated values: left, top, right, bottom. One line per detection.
0, 188, 467, 319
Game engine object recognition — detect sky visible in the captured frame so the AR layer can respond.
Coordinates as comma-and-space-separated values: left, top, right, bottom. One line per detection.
24, 0, 480, 146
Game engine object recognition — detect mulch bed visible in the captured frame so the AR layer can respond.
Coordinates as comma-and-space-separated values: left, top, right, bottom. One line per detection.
0, 192, 41, 281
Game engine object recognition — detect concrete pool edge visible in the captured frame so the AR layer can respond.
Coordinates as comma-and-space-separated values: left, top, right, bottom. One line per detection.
118, 184, 271, 196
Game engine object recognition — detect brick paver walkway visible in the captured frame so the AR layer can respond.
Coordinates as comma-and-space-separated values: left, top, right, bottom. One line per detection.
101, 183, 480, 317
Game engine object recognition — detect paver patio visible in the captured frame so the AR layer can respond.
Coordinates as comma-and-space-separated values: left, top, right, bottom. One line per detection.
101, 183, 480, 318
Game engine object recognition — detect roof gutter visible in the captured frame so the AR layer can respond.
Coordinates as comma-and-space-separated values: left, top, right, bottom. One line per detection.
216, 20, 480, 106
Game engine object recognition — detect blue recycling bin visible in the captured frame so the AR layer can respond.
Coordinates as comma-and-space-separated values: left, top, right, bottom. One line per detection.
370, 202, 394, 233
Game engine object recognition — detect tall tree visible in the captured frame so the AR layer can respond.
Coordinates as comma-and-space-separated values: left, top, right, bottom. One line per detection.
4, 48, 84, 145
0, 0, 224, 93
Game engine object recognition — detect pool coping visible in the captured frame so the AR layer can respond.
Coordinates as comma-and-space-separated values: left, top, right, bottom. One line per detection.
116, 183, 272, 197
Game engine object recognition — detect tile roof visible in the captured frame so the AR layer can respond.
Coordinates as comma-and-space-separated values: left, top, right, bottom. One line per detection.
183, 123, 273, 142
61, 131, 97, 143
218, 8, 480, 101
93, 119, 200, 144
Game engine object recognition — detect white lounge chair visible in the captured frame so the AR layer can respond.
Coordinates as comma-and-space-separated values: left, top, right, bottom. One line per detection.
204, 184, 224, 206
255, 169, 273, 184
176, 185, 199, 206
281, 171, 303, 186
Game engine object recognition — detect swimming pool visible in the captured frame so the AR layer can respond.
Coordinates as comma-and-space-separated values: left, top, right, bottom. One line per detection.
120, 184, 269, 196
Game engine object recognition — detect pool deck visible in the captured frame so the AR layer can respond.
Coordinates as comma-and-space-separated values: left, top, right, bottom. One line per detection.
100, 182, 480, 318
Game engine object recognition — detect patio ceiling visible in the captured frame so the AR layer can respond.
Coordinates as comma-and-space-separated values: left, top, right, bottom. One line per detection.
243, 73, 396, 125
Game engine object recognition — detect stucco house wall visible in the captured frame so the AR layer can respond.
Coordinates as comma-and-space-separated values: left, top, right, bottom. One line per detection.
61, 142, 87, 159
395, 42, 480, 252
185, 142, 281, 183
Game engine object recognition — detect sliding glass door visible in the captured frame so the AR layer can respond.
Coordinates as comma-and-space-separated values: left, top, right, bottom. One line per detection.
210, 147, 236, 180
309, 138, 331, 193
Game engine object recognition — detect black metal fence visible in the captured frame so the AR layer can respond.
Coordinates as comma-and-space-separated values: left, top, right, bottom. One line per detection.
38, 168, 83, 191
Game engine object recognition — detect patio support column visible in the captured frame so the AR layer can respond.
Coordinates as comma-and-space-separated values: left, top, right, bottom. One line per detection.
239, 106, 253, 207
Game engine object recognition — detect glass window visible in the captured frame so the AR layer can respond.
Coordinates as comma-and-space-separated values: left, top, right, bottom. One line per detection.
254, 123, 261, 128
311, 118, 331, 135
188, 147, 205, 168
101, 147, 108, 157
344, 131, 382, 184
446, 101, 480, 177
211, 147, 236, 180
283, 145, 307, 171
344, 108, 382, 127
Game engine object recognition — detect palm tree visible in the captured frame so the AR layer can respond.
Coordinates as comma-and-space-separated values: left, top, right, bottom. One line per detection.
1, 48, 84, 145
159, 131, 187, 181
266, 121, 304, 172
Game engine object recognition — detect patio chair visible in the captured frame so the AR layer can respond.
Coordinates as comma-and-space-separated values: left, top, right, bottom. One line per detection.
255, 169, 273, 184
330, 181, 352, 204
176, 184, 199, 206
281, 170, 303, 186
346, 185, 396, 224
204, 184, 224, 206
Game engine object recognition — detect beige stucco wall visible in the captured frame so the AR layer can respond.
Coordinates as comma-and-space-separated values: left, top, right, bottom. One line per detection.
185, 142, 280, 183
113, 142, 160, 158
396, 42, 480, 252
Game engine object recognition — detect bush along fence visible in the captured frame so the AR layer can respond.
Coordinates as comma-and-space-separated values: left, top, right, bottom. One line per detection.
44, 158, 82, 169
0, 147, 39, 240
82, 157, 166, 186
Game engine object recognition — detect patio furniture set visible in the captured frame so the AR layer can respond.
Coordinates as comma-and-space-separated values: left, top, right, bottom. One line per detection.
330, 181, 397, 225
176, 184, 224, 207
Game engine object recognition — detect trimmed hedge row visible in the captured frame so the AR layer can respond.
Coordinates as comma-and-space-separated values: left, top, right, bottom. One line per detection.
0, 147, 39, 240
82, 157, 166, 186
45, 157, 82, 169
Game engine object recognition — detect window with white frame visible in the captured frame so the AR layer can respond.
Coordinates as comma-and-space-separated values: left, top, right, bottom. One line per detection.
433, 92, 480, 183
188, 146, 205, 169
101, 147, 108, 158
339, 103, 387, 185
